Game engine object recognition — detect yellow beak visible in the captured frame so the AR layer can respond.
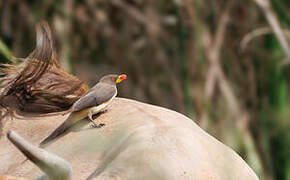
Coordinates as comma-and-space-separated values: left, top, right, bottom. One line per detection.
116, 77, 123, 83
116, 74, 127, 83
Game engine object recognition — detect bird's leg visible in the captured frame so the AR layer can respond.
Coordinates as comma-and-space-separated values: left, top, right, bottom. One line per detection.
100, 109, 108, 114
88, 110, 98, 127
88, 109, 108, 128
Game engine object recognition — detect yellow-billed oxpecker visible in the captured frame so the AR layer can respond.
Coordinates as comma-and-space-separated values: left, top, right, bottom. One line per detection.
39, 74, 127, 147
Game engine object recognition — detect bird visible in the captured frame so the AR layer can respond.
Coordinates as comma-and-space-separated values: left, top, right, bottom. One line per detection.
39, 74, 127, 148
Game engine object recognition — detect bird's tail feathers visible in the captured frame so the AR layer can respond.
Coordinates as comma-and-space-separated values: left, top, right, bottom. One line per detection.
39, 122, 70, 148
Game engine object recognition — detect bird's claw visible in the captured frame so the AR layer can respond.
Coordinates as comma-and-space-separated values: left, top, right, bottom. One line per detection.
88, 109, 107, 128
90, 123, 105, 128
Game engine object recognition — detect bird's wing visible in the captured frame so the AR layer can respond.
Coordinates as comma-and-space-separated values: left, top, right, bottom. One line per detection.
72, 83, 117, 112
39, 83, 117, 147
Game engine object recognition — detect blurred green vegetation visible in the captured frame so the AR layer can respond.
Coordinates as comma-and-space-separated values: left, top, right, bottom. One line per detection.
0, 38, 12, 60
0, 0, 289, 179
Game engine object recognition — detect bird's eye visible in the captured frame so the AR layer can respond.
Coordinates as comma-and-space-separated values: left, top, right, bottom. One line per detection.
111, 77, 115, 81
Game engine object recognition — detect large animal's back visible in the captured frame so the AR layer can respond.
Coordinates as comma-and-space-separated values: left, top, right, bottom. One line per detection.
0, 98, 258, 179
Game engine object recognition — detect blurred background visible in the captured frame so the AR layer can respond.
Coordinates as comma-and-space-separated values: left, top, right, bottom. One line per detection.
0, 0, 289, 179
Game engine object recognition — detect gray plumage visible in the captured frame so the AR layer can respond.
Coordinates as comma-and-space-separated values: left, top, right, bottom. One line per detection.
39, 74, 126, 148
72, 83, 117, 111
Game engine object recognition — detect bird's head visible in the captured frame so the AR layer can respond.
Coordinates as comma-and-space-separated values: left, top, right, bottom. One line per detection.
100, 74, 127, 85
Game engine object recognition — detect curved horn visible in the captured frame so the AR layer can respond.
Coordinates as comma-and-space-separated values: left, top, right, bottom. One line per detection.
7, 130, 72, 180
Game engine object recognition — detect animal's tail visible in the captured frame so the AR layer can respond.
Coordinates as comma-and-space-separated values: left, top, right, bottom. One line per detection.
39, 121, 70, 148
